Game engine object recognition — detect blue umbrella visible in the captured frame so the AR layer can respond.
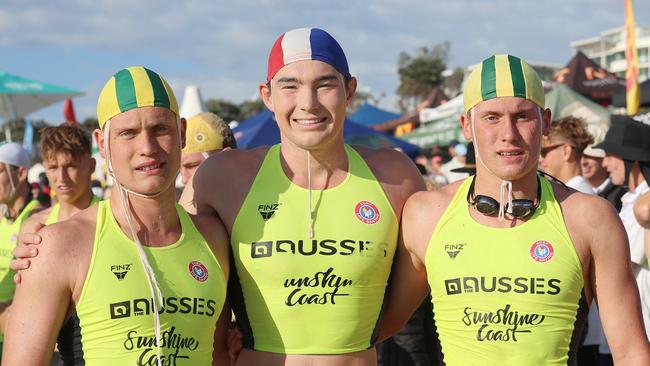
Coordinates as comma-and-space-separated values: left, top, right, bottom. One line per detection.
233, 109, 420, 158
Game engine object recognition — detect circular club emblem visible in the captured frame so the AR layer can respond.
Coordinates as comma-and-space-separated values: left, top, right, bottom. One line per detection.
189, 261, 209, 282
355, 201, 380, 224
530, 240, 554, 262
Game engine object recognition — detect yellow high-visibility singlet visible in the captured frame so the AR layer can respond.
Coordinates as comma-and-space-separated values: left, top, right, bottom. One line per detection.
230, 144, 398, 354
45, 196, 102, 225
0, 199, 40, 341
57, 200, 226, 365
425, 176, 587, 365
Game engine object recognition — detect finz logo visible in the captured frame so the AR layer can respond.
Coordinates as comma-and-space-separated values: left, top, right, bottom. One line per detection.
444, 243, 465, 259
110, 301, 131, 319
530, 240, 554, 262
111, 264, 132, 280
355, 201, 380, 224
251, 241, 273, 258
189, 261, 209, 282
258, 203, 280, 221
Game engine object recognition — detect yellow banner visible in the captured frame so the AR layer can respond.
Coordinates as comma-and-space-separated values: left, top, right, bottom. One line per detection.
625, 0, 640, 115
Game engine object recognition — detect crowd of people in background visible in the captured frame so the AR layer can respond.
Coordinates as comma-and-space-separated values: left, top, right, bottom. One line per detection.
0, 27, 648, 366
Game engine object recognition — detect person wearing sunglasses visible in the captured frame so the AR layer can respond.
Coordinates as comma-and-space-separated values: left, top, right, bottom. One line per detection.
539, 116, 595, 195
381, 54, 650, 365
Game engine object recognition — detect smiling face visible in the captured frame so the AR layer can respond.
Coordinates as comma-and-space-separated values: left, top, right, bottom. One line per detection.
260, 60, 356, 152
462, 97, 550, 181
97, 106, 181, 195
581, 154, 609, 185
602, 154, 626, 185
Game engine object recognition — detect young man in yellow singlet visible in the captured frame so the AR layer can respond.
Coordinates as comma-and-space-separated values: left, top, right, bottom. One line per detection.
12, 29, 424, 366
177, 28, 423, 366
21, 124, 97, 231
381, 55, 650, 365
3, 67, 231, 365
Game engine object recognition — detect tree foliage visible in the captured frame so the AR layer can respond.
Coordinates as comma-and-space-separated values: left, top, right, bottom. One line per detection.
205, 98, 241, 123
205, 98, 266, 123
397, 42, 450, 112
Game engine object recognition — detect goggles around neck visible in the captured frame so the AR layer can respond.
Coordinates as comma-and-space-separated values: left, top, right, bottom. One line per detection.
466, 174, 541, 219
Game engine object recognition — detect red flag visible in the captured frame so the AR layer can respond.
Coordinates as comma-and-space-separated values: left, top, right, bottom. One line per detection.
625, 0, 640, 115
63, 99, 77, 123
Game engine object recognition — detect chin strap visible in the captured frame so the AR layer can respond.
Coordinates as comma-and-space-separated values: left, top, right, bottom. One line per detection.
307, 150, 314, 238
498, 180, 514, 222
102, 116, 182, 366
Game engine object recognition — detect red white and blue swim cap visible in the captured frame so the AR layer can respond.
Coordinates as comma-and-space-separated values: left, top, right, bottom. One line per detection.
266, 27, 351, 82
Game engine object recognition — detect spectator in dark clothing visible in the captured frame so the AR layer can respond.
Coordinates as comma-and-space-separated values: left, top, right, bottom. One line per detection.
377, 295, 439, 366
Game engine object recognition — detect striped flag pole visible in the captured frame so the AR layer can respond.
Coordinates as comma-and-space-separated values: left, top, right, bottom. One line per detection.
625, 0, 640, 116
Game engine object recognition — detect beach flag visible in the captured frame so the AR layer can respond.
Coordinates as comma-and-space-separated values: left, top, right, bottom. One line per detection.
22, 119, 33, 154
625, 0, 640, 115
63, 99, 77, 123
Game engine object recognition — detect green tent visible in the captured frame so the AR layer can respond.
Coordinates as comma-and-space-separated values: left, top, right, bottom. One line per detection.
0, 71, 83, 121
404, 84, 614, 148
545, 84, 611, 139
401, 114, 464, 148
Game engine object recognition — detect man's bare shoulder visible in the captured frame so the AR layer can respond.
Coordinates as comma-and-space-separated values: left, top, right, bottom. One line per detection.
353, 145, 418, 177
402, 179, 465, 256
21, 207, 52, 233
39, 205, 98, 252
198, 146, 269, 181
551, 180, 619, 228
352, 146, 427, 214
405, 179, 464, 218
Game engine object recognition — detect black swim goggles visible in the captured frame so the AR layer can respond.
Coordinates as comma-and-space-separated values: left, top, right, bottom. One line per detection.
466, 175, 541, 219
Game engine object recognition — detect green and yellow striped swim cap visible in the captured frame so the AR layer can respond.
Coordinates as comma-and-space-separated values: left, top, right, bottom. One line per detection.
97, 66, 179, 129
463, 54, 544, 113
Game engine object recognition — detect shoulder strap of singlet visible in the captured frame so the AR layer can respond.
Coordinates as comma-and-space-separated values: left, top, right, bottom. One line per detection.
175, 203, 201, 239
344, 144, 376, 178
46, 204, 60, 225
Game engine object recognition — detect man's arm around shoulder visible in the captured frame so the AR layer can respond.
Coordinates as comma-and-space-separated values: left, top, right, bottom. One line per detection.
2, 221, 85, 365
378, 184, 459, 341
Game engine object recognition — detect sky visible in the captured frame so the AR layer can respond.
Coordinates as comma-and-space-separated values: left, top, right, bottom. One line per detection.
1, 0, 649, 124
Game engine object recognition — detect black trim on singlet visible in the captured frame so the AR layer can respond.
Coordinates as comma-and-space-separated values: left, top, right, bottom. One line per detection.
428, 289, 447, 366
57, 311, 85, 365
567, 291, 590, 366
369, 258, 394, 347
228, 249, 255, 349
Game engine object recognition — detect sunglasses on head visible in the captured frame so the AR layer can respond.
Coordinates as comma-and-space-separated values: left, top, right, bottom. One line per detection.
466, 175, 541, 219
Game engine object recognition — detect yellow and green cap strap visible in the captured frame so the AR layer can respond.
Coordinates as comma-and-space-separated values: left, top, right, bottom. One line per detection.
463, 54, 544, 112
97, 66, 179, 129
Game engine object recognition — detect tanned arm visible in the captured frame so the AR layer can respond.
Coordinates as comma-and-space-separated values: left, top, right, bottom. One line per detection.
583, 196, 650, 364
2, 223, 82, 365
